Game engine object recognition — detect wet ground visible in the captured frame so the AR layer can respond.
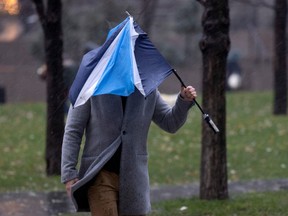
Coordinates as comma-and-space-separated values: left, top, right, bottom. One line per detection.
1, 179, 288, 216
0, 191, 74, 216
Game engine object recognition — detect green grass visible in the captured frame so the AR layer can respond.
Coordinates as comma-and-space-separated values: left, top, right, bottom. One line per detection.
60, 191, 288, 216
0, 91, 287, 193
0, 103, 61, 192
148, 91, 288, 185
150, 191, 288, 216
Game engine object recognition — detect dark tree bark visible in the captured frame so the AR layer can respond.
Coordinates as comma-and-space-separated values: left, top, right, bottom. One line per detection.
197, 0, 230, 199
273, 0, 287, 115
32, 0, 65, 175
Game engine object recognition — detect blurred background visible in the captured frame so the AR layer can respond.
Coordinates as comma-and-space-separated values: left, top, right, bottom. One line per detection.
0, 0, 275, 103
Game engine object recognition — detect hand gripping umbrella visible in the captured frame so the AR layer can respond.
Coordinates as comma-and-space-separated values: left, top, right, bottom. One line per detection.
172, 69, 219, 134
69, 13, 219, 133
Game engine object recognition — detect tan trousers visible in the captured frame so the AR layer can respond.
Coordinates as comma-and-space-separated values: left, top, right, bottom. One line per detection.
87, 170, 146, 216
88, 170, 119, 216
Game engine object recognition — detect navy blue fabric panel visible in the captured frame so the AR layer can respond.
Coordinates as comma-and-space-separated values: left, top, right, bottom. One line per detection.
134, 22, 173, 96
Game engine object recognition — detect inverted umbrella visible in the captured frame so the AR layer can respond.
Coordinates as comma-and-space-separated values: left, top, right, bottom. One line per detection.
69, 15, 172, 107
69, 14, 219, 133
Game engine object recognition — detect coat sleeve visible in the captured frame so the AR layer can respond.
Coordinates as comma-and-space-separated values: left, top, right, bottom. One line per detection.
61, 101, 91, 183
152, 91, 195, 133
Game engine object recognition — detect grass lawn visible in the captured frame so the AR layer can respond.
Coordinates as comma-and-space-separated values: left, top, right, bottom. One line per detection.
150, 191, 288, 216
149, 91, 288, 185
60, 191, 288, 216
0, 91, 287, 215
0, 103, 61, 192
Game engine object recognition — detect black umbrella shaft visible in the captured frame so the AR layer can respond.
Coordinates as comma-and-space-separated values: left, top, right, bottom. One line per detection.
172, 69, 204, 114
172, 69, 220, 133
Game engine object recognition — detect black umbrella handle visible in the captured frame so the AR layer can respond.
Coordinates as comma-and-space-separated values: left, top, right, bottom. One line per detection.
172, 69, 220, 134
203, 114, 220, 133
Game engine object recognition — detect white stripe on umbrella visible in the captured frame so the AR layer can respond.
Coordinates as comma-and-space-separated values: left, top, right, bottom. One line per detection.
74, 18, 134, 107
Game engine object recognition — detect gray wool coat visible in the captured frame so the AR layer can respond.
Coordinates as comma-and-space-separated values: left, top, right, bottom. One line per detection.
61, 89, 194, 215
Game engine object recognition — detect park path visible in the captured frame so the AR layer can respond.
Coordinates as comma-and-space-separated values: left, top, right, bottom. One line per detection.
1, 179, 288, 216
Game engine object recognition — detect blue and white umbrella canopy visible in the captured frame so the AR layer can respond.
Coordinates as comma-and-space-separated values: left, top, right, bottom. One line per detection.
69, 16, 173, 107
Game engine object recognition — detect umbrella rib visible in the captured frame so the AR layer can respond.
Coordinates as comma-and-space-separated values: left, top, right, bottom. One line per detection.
125, 11, 132, 17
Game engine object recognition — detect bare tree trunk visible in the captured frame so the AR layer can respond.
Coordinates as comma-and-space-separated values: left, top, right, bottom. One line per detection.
197, 0, 230, 199
32, 0, 65, 175
273, 0, 287, 115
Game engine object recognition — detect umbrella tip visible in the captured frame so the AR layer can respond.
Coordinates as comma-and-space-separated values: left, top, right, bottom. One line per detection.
125, 11, 132, 17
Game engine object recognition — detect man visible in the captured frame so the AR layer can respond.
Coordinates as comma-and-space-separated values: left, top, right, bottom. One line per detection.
61, 85, 197, 216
